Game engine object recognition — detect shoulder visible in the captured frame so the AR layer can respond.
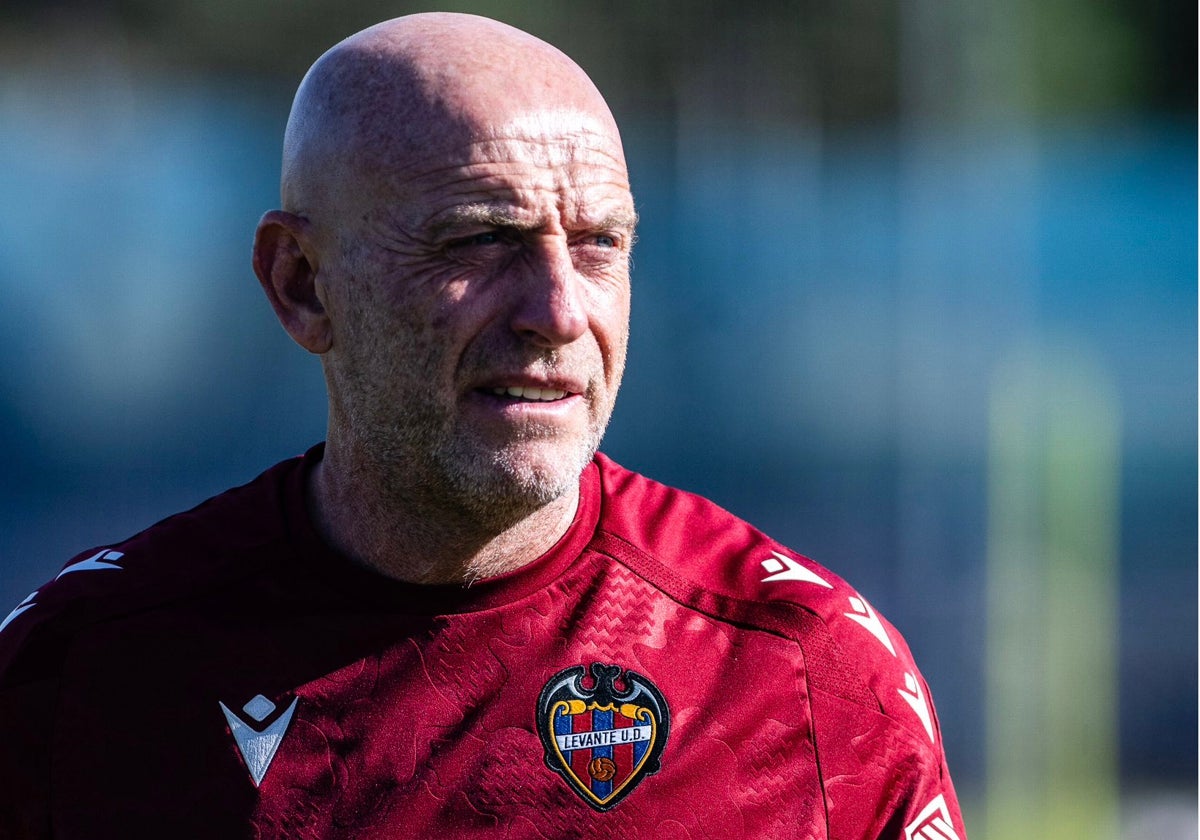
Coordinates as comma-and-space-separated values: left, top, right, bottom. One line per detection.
0, 453, 306, 688
592, 453, 944, 750
592, 456, 969, 834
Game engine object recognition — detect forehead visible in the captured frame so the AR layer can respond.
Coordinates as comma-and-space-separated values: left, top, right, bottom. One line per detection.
379, 111, 633, 227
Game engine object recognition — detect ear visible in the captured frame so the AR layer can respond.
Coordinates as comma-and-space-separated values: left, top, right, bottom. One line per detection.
252, 210, 332, 354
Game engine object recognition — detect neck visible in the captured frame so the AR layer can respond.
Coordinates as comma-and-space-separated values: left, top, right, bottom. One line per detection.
306, 443, 581, 585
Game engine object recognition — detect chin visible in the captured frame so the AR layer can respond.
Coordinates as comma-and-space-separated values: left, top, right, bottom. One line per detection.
441, 439, 594, 520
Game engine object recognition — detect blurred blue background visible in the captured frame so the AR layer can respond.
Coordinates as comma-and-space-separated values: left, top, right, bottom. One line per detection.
0, 1, 1194, 836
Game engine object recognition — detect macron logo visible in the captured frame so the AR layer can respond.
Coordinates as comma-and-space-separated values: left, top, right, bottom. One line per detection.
760, 552, 832, 587
220, 694, 298, 787
56, 549, 124, 579
0, 549, 124, 636
844, 595, 896, 656
0, 591, 37, 635
898, 672, 936, 743
904, 794, 961, 840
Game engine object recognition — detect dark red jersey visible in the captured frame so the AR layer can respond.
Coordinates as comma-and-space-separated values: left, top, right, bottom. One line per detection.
0, 446, 966, 839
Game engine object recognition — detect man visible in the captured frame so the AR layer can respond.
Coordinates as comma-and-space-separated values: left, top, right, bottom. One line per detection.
0, 13, 966, 839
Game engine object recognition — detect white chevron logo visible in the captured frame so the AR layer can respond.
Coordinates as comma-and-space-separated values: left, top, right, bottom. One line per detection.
898, 672, 935, 743
844, 595, 896, 656
56, 549, 124, 579
904, 794, 960, 840
759, 552, 832, 587
1, 550, 127, 636
0, 591, 38, 635
219, 694, 298, 787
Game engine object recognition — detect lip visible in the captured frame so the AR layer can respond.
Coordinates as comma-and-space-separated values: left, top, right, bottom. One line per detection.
470, 373, 586, 398
464, 390, 586, 426
485, 384, 570, 401
464, 373, 587, 418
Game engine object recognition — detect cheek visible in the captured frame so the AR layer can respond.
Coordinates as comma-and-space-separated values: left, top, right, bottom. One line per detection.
589, 280, 631, 375
364, 259, 480, 342
597, 267, 632, 325
331, 281, 436, 379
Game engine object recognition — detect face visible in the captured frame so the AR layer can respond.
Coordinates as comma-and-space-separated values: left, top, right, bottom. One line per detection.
320, 111, 634, 520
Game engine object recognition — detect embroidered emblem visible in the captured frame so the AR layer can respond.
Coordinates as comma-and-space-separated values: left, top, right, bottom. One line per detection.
219, 693, 298, 787
537, 663, 670, 811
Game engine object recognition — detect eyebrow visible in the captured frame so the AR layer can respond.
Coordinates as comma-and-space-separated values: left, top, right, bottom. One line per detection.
596, 209, 640, 232
432, 205, 530, 236
431, 204, 639, 238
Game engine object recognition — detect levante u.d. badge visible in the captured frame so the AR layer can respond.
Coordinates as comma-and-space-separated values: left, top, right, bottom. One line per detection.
536, 663, 670, 811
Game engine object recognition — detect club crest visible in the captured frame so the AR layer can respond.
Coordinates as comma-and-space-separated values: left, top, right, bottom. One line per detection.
536, 663, 670, 811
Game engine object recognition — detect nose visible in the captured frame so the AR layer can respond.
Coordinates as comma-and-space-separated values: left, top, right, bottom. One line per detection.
509, 238, 588, 347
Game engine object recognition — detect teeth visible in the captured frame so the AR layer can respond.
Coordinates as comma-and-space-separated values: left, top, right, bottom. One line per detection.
489, 386, 568, 401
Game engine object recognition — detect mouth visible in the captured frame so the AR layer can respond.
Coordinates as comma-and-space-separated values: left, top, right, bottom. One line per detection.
485, 385, 570, 402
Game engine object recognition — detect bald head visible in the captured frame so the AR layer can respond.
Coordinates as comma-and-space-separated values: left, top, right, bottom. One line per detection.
254, 13, 636, 570
281, 13, 624, 226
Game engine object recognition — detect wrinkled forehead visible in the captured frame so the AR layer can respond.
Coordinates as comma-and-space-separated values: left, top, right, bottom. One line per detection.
327, 103, 635, 242
480, 110, 624, 164
392, 109, 629, 183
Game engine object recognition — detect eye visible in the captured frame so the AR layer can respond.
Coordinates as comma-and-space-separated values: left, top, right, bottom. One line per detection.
578, 232, 621, 251
463, 231, 501, 247
445, 229, 513, 253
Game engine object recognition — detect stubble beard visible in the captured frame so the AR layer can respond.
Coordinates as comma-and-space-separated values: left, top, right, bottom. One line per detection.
361, 381, 613, 531
330, 270, 622, 532
433, 407, 606, 525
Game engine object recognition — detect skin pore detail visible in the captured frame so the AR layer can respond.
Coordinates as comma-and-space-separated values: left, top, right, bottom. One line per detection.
254, 13, 635, 585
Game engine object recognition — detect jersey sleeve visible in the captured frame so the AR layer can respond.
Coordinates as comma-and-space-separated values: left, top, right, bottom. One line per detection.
591, 456, 969, 837
0, 585, 74, 838
806, 660, 966, 839
765, 553, 968, 839
0, 673, 56, 839
0, 546, 133, 839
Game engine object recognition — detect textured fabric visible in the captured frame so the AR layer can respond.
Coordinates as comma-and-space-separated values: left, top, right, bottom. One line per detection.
0, 446, 966, 839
